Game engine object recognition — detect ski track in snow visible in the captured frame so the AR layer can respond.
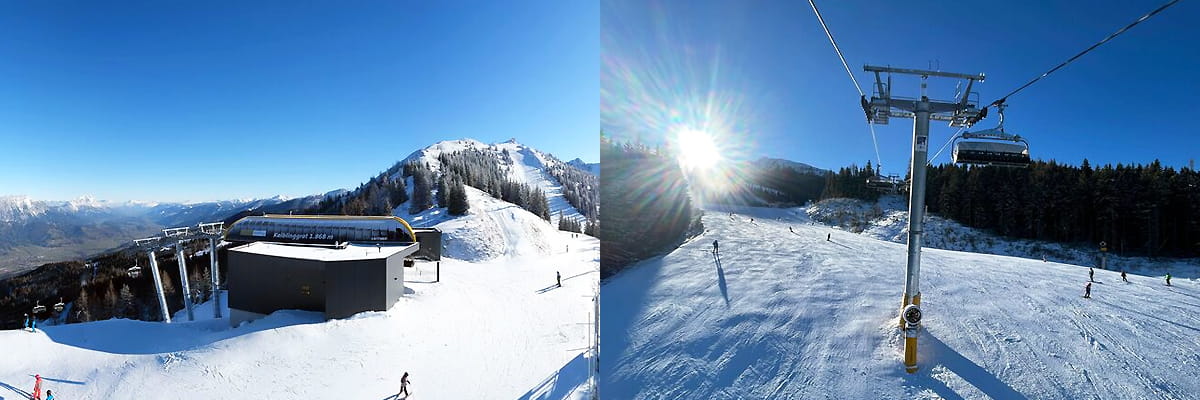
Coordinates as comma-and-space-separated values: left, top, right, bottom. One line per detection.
602, 206, 1200, 399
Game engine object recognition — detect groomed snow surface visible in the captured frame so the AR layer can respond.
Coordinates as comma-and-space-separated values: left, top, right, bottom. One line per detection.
601, 206, 1200, 399
0, 232, 598, 399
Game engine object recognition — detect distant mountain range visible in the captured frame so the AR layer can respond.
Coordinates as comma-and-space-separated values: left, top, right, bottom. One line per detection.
0, 139, 598, 276
567, 158, 600, 176
0, 195, 329, 277
752, 157, 828, 175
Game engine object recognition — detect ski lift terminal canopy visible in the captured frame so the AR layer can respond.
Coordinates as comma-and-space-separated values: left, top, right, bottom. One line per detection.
225, 215, 419, 245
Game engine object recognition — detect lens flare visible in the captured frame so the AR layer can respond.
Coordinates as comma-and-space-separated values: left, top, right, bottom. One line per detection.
673, 127, 723, 171
601, 7, 762, 206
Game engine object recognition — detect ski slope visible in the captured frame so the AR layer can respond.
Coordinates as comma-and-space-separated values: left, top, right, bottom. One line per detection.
601, 206, 1200, 399
0, 232, 598, 399
404, 185, 568, 262
808, 196, 1198, 278
401, 139, 587, 226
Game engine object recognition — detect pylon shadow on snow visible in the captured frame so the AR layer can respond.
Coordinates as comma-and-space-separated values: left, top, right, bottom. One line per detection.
1100, 299, 1200, 335
535, 284, 561, 294
0, 379, 34, 399
561, 270, 596, 283
516, 351, 590, 400
902, 330, 1029, 400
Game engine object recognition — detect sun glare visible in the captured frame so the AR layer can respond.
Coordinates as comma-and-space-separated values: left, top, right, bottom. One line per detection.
675, 127, 723, 170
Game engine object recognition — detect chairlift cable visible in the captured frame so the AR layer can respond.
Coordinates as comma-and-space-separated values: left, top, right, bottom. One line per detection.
808, 0, 884, 170
928, 126, 967, 166
989, 0, 1182, 107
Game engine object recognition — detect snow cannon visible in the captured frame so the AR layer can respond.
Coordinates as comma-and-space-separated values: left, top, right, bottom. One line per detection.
902, 304, 922, 373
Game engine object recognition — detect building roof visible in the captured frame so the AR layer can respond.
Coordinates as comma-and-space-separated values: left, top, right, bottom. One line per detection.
230, 241, 419, 262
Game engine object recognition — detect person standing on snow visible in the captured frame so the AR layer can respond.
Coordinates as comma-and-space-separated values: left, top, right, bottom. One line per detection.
827, 233, 831, 241
398, 372, 411, 397
1121, 270, 1128, 283
45, 390, 54, 400
1166, 273, 1172, 286
712, 240, 719, 256
23, 313, 30, 331
789, 227, 794, 233
556, 271, 562, 288
1084, 282, 1092, 299
1089, 268, 1094, 282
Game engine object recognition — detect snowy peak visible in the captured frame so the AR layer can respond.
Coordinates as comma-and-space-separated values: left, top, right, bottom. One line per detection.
567, 158, 600, 176
753, 157, 827, 175
0, 195, 48, 222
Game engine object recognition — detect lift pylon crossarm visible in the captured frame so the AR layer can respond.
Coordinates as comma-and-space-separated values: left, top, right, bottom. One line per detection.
862, 65, 987, 128
198, 222, 225, 236
162, 227, 191, 238
864, 65, 985, 81
133, 237, 162, 248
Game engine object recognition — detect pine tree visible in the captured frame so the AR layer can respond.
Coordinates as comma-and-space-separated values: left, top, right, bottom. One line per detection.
437, 174, 450, 208
448, 178, 470, 215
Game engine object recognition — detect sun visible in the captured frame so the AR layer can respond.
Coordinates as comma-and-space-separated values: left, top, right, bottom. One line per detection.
674, 127, 723, 171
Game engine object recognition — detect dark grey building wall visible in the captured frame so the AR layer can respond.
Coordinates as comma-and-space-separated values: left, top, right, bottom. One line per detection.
324, 258, 380, 320
228, 251, 326, 315
385, 254, 405, 306
414, 229, 442, 261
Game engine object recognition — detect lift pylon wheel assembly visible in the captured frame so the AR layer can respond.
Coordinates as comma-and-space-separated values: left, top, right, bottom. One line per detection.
862, 64, 988, 374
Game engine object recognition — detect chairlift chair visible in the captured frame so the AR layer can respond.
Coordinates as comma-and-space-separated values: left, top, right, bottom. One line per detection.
128, 263, 142, 278
32, 301, 46, 314
952, 104, 1031, 168
53, 298, 65, 313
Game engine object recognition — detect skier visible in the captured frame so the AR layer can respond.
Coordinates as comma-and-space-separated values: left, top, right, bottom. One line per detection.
398, 372, 411, 397
46, 390, 54, 400
1084, 282, 1092, 299
1166, 273, 1172, 286
556, 271, 562, 288
712, 240, 719, 256
1089, 268, 1094, 282
827, 233, 831, 241
32, 374, 42, 400
789, 227, 793, 233
1121, 270, 1128, 283
23, 313, 30, 331
31, 315, 36, 333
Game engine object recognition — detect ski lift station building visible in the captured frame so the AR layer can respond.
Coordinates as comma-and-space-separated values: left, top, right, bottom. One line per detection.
223, 215, 441, 327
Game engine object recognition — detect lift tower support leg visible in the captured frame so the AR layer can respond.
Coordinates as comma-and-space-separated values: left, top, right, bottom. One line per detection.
147, 249, 171, 323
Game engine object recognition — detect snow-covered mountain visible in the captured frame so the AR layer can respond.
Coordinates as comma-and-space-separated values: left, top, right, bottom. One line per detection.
394, 139, 598, 260
753, 156, 828, 175
568, 158, 600, 176
0, 195, 314, 276
602, 205, 1200, 399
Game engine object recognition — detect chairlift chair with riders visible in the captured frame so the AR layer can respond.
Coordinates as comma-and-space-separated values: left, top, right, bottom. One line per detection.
53, 297, 65, 313
128, 259, 143, 278
866, 174, 901, 192
952, 103, 1031, 168
32, 301, 46, 314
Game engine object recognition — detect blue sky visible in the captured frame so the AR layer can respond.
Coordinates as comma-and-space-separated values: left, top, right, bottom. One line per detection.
602, 0, 1200, 176
0, 1, 598, 202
